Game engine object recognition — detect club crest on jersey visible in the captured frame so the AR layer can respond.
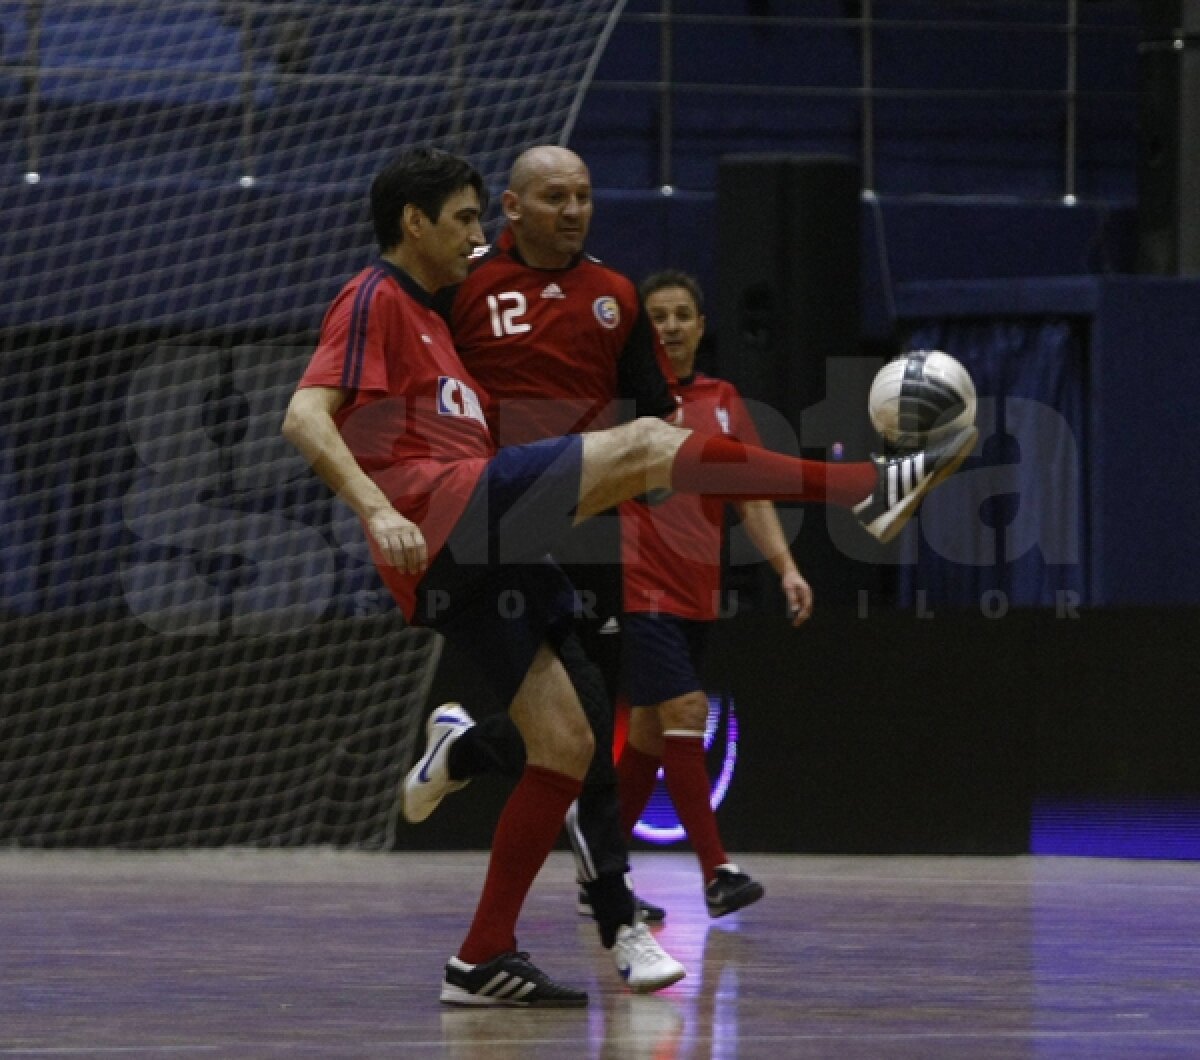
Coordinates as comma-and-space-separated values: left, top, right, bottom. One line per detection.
593, 296, 620, 329
436, 376, 487, 428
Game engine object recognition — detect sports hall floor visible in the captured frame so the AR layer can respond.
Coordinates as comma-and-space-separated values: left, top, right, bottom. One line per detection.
3, 850, 1200, 1058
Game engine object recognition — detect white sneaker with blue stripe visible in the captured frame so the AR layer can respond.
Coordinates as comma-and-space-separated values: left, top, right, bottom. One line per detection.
401, 703, 473, 823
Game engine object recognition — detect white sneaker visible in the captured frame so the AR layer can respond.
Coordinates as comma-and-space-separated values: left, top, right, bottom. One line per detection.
854, 425, 978, 543
401, 703, 474, 823
612, 922, 686, 993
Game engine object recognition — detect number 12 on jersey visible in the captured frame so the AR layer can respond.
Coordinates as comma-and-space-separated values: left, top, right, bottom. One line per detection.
487, 292, 532, 337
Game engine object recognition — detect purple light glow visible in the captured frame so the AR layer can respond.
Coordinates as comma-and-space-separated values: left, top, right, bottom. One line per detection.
632, 692, 739, 845
1031, 798, 1200, 859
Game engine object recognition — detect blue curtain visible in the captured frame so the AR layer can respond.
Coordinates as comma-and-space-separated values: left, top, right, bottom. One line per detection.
896, 318, 1088, 609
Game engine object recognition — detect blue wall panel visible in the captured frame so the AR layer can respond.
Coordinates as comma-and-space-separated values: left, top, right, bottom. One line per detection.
1089, 279, 1200, 605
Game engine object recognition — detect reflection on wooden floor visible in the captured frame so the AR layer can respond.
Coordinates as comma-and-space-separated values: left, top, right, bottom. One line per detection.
3, 850, 1200, 1057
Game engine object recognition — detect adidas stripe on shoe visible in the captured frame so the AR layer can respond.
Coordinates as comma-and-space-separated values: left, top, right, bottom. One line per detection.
439, 951, 588, 1007
854, 425, 978, 544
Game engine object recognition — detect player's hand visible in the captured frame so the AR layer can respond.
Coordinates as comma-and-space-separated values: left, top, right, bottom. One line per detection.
782, 570, 813, 627
367, 508, 428, 574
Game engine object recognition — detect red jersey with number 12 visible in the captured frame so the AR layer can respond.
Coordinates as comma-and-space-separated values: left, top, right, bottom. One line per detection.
621, 374, 762, 620
450, 229, 644, 445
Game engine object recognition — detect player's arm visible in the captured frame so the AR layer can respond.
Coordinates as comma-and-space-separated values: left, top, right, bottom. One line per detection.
617, 303, 676, 421
735, 500, 813, 626
281, 386, 428, 574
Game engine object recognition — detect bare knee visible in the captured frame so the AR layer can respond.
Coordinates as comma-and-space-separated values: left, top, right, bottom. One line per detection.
516, 697, 595, 779
612, 417, 687, 495
659, 690, 709, 734
509, 645, 596, 779
529, 708, 594, 779
630, 416, 686, 472
577, 417, 689, 517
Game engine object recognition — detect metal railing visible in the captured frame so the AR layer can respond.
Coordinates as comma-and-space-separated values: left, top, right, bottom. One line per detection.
594, 0, 1142, 199
4, 0, 1142, 198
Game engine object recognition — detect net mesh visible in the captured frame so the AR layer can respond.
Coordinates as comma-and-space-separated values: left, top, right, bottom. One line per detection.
0, 0, 626, 848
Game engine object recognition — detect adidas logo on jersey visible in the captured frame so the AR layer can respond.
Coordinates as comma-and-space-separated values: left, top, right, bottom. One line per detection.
540, 283, 565, 300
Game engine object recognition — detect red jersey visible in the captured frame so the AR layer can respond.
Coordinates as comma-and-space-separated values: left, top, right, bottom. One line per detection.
447, 227, 673, 445
298, 261, 493, 619
620, 374, 762, 620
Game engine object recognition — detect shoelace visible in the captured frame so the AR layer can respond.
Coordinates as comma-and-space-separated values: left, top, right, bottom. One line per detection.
622, 925, 663, 961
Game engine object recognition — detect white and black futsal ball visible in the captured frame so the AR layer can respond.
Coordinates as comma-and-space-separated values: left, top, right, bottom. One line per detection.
868, 350, 977, 449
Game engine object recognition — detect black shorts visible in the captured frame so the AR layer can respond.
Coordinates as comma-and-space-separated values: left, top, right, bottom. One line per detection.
621, 612, 712, 707
415, 435, 586, 705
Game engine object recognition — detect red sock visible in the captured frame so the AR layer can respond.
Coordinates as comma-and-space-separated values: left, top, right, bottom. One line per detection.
457, 764, 582, 965
670, 433, 876, 506
617, 744, 661, 838
662, 733, 728, 884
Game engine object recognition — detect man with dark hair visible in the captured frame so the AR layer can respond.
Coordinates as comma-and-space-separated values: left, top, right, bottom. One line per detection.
283, 146, 976, 1006
368, 149, 488, 252
404, 146, 677, 963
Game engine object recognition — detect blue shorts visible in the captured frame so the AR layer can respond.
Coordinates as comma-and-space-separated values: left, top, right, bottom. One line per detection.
621, 612, 712, 707
415, 436, 586, 705
443, 436, 586, 568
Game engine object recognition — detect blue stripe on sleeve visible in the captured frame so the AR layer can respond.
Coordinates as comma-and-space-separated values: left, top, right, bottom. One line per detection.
341, 267, 386, 389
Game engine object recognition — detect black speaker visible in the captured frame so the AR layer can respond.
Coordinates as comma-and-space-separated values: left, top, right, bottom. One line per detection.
715, 154, 881, 606
715, 154, 869, 446
1137, 1, 1200, 274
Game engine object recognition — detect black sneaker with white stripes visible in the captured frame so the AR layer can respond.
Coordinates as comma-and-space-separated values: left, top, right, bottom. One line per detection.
439, 951, 588, 1007
853, 425, 978, 544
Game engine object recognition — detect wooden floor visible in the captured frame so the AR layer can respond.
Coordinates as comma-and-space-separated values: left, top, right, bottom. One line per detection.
3, 850, 1200, 1058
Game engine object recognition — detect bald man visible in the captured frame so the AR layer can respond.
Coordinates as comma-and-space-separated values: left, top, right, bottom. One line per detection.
295, 148, 972, 1004
406, 146, 686, 989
